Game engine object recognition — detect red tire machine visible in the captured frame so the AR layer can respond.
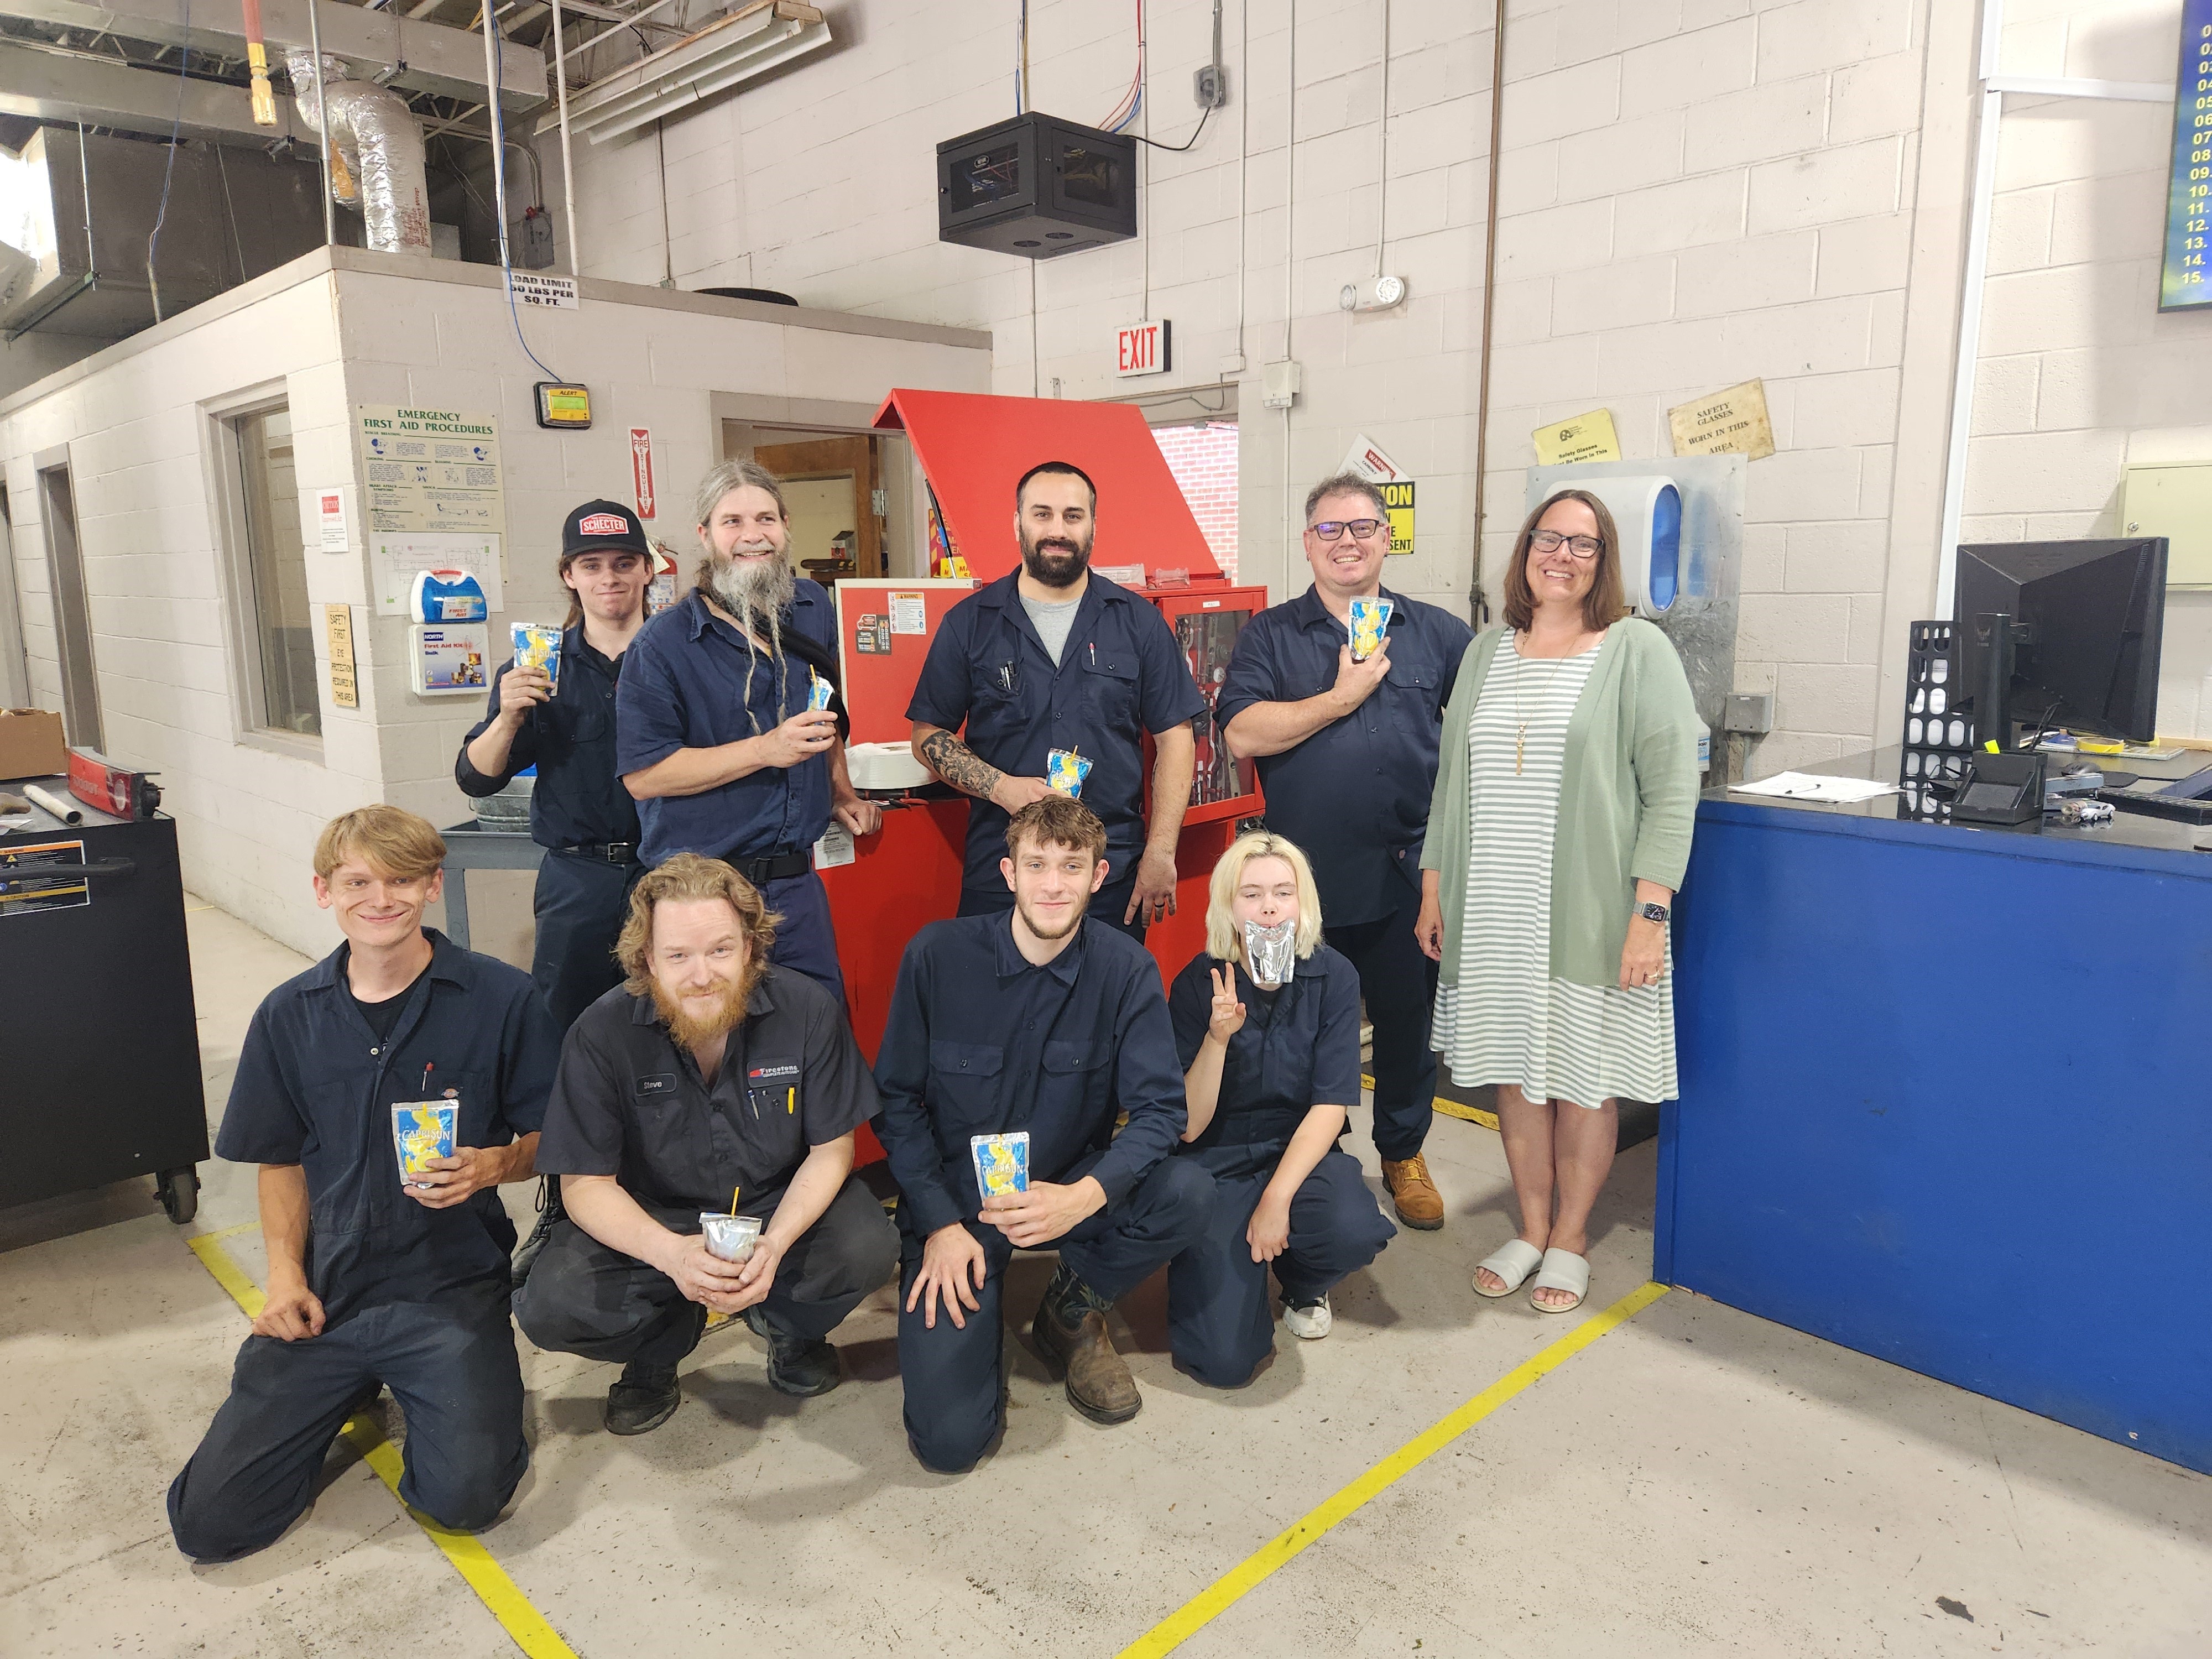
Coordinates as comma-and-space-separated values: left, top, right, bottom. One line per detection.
819, 390, 1269, 1103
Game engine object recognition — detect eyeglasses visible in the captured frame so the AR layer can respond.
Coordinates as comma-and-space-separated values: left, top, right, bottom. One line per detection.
1528, 529, 1603, 559
1308, 518, 1386, 543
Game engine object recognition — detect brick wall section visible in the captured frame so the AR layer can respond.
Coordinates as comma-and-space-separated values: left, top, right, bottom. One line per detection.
1152, 421, 1240, 581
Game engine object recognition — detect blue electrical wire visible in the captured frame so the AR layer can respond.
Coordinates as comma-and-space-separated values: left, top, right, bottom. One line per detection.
486, 7, 564, 383
145, 0, 191, 320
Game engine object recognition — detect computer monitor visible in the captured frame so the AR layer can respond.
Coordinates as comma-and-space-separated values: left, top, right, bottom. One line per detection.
1953, 538, 2167, 744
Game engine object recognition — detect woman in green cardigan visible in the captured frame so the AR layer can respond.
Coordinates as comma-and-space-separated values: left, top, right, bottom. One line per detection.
1414, 489, 1700, 1314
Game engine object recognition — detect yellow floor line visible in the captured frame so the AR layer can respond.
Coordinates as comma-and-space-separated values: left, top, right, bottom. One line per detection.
1116, 1280, 1671, 1658
1361, 1073, 1500, 1131
194, 1220, 259, 1243
184, 1233, 578, 1659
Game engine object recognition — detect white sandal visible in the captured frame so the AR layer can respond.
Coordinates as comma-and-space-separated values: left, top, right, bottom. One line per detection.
1472, 1238, 1545, 1299
1528, 1248, 1589, 1314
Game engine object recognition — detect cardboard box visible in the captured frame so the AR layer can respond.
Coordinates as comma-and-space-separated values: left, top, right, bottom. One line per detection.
0, 709, 67, 781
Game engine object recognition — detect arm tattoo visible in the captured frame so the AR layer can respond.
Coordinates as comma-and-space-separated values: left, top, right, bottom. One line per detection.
920, 729, 1005, 801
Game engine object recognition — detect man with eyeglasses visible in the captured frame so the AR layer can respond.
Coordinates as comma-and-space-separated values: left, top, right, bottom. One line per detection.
1215, 473, 1472, 1231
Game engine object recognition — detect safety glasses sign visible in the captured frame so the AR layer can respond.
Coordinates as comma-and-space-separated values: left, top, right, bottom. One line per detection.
0, 840, 89, 918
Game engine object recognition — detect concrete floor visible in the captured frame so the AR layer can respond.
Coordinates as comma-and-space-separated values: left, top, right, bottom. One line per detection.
4, 901, 2209, 1657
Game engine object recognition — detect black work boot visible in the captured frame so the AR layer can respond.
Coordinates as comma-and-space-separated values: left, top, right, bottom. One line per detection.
604, 1360, 681, 1435
1030, 1262, 1141, 1425
744, 1307, 841, 1397
510, 1176, 565, 1289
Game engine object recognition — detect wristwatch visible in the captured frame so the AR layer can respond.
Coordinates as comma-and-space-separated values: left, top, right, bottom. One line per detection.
1637, 901, 1670, 924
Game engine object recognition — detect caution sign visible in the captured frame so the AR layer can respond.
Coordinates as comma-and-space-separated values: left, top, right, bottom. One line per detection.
1379, 480, 1415, 556
0, 839, 89, 917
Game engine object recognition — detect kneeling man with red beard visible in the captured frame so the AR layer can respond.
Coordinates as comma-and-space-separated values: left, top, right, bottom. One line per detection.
515, 854, 897, 1434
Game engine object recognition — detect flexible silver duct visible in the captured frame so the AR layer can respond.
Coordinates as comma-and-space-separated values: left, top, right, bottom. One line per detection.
287, 49, 431, 254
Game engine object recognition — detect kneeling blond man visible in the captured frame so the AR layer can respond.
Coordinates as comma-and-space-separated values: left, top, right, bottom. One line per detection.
515, 854, 896, 1433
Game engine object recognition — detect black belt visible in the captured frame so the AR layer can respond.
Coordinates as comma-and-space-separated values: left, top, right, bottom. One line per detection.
555, 841, 638, 865
723, 849, 810, 884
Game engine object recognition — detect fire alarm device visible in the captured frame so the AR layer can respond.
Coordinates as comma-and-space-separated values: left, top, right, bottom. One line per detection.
1339, 275, 1408, 312
535, 382, 592, 429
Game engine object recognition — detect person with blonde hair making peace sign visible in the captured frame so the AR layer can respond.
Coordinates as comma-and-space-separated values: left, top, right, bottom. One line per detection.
1161, 832, 1396, 1389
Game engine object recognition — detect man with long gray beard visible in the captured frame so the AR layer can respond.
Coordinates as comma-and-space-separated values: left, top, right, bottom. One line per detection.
617, 460, 881, 1000
907, 460, 1202, 938
514, 854, 896, 1433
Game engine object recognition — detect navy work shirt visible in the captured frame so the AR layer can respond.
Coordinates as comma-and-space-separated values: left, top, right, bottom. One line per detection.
535, 967, 876, 1229
871, 913, 1187, 1242
906, 571, 1205, 894
455, 623, 640, 852
1166, 945, 1363, 1179
1215, 585, 1472, 926
213, 931, 561, 1327
615, 584, 836, 867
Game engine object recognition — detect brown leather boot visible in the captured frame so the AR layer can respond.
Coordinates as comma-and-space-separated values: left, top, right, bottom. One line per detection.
1381, 1153, 1446, 1230
1031, 1267, 1142, 1425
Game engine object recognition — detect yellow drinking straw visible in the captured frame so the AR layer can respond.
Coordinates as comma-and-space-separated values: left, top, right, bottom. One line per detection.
729, 1185, 740, 1215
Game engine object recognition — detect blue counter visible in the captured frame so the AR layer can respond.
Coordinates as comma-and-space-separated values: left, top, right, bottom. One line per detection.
1659, 752, 2212, 1474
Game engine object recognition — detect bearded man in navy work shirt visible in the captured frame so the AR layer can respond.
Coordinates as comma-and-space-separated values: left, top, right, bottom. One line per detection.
906, 460, 1203, 938
1216, 472, 1473, 1233
166, 806, 560, 1563
617, 460, 883, 1003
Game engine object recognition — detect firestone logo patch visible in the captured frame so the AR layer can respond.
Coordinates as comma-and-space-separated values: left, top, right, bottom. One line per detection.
579, 513, 629, 536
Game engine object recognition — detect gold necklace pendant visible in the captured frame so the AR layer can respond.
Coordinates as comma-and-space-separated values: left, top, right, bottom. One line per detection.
1515, 723, 1526, 775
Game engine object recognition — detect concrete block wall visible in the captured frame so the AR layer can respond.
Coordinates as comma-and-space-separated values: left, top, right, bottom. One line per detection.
1964, 0, 2212, 739
328, 260, 992, 842
0, 251, 990, 956
1481, 0, 1928, 771
0, 263, 382, 957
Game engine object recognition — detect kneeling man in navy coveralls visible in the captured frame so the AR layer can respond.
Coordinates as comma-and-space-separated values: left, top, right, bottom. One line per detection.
872, 796, 1215, 1473
516, 854, 897, 1434
168, 806, 560, 1562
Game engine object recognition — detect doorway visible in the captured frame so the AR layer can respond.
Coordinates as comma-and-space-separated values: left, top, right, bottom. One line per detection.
751, 435, 883, 581
37, 460, 102, 750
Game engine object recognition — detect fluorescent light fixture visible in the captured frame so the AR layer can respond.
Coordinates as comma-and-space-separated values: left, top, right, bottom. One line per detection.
539, 0, 830, 145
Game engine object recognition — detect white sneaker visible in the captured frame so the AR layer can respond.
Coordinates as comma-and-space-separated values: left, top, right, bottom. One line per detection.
1284, 1295, 1332, 1340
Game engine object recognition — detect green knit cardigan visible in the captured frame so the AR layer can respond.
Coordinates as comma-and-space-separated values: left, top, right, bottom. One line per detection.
1420, 618, 1702, 989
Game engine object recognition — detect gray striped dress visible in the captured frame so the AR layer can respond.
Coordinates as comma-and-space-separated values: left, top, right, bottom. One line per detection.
1428, 637, 1678, 1110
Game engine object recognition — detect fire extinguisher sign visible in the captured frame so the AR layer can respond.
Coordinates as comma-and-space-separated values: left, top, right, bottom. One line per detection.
630, 427, 655, 519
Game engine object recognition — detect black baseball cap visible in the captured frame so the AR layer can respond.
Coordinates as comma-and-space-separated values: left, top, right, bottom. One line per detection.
561, 499, 650, 559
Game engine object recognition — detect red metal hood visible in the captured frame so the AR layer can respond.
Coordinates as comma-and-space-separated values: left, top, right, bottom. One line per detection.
872, 389, 1220, 583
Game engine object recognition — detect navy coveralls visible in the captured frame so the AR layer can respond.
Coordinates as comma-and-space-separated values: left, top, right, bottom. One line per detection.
616, 585, 847, 999
906, 571, 1204, 938
166, 933, 560, 1562
515, 967, 898, 1370
1165, 946, 1395, 1387
872, 914, 1216, 1471
457, 624, 640, 1029
1215, 586, 1472, 1160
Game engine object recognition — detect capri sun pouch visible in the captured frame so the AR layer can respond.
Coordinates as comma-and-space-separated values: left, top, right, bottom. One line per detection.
970, 1131, 1031, 1197
1243, 918, 1297, 988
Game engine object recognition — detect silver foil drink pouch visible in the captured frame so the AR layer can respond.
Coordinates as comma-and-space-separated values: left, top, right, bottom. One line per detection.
512, 622, 561, 692
1243, 917, 1297, 988
806, 669, 835, 712
969, 1131, 1030, 1197
1348, 596, 1393, 661
1046, 748, 1094, 797
392, 1102, 457, 1189
700, 1212, 761, 1262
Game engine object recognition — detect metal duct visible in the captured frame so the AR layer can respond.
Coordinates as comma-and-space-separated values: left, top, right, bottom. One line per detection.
287, 49, 431, 254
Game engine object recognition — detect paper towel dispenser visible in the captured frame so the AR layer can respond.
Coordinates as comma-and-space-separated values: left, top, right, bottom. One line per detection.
1576, 475, 1682, 620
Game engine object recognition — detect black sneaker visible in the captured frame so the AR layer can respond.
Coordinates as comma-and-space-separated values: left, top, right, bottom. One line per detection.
604, 1360, 681, 1435
743, 1307, 842, 1397
510, 1177, 564, 1289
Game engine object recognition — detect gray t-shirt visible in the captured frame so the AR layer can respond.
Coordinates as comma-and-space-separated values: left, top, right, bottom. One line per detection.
1020, 593, 1082, 667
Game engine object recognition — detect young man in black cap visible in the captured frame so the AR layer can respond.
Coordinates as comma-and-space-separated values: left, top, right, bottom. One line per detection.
457, 499, 654, 1279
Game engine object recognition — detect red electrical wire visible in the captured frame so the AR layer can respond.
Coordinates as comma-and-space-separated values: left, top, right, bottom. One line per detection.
1099, 0, 1144, 132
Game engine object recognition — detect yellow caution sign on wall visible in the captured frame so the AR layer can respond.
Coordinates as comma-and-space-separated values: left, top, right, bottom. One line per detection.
1379, 480, 1415, 557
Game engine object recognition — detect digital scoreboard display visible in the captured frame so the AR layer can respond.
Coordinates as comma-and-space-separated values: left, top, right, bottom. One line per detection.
2161, 0, 2212, 309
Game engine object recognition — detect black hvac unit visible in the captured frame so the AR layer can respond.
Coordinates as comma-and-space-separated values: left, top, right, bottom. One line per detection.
936, 113, 1136, 259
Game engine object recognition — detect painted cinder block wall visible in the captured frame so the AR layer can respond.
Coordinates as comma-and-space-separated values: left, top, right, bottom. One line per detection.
0, 252, 991, 956
553, 0, 2212, 760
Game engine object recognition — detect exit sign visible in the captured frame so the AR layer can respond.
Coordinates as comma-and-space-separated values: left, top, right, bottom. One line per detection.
1115, 318, 1172, 378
